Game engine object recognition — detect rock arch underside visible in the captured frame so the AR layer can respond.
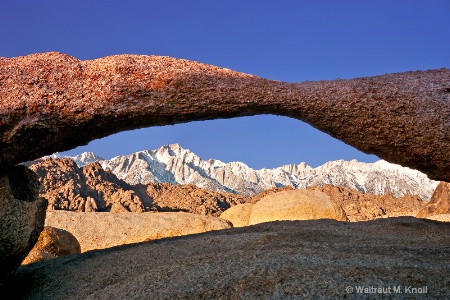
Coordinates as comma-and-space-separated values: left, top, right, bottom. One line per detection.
1, 52, 450, 181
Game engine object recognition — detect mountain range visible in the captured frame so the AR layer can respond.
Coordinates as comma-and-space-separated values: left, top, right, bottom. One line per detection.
44, 143, 438, 200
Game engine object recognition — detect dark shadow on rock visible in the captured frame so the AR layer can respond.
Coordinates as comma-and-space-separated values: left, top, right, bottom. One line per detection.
0, 166, 47, 280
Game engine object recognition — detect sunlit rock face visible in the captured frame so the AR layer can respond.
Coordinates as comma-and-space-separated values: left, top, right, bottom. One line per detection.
1, 52, 450, 181
416, 181, 450, 218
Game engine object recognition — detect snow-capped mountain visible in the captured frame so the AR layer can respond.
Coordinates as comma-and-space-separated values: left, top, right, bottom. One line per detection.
53, 144, 438, 200
38, 151, 104, 167
71, 152, 105, 167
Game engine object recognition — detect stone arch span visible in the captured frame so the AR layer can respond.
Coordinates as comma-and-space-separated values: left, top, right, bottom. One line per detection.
1, 52, 449, 181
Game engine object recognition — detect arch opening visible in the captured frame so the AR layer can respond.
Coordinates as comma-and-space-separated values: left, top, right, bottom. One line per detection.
59, 115, 379, 170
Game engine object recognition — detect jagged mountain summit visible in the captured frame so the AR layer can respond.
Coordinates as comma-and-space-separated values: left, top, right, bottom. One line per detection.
39, 152, 105, 167
72, 152, 105, 167
54, 144, 438, 200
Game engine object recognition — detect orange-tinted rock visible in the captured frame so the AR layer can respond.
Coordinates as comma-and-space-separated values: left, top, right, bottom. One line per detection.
416, 181, 450, 218
44, 211, 232, 252
308, 185, 426, 222
28, 158, 146, 212
22, 226, 81, 265
248, 189, 348, 225
220, 203, 254, 227
28, 157, 249, 216
145, 182, 248, 216
0, 53, 449, 182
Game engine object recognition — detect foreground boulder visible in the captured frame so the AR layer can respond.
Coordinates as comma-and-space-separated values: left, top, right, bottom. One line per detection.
1, 53, 450, 182
416, 181, 450, 218
6, 217, 450, 299
220, 203, 254, 227
0, 166, 47, 278
249, 189, 348, 224
221, 189, 348, 227
44, 211, 232, 252
22, 226, 81, 265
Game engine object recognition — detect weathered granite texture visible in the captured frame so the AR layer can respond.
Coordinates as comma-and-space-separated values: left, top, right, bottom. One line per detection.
0, 166, 47, 278
1, 52, 450, 181
6, 217, 450, 299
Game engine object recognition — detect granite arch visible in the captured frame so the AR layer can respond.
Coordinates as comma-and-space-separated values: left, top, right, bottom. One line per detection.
1, 52, 449, 182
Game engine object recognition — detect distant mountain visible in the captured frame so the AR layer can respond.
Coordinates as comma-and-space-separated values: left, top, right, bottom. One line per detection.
28, 157, 248, 215
27, 157, 427, 221
29, 152, 104, 167
49, 143, 438, 200
72, 152, 105, 167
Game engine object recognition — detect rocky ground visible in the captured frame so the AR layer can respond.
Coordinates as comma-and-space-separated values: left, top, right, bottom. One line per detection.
4, 217, 450, 299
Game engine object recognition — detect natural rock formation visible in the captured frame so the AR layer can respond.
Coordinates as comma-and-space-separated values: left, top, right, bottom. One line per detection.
416, 181, 450, 218
28, 157, 429, 221
22, 226, 81, 265
28, 157, 249, 216
7, 217, 450, 299
44, 211, 232, 252
220, 203, 254, 227
308, 184, 426, 222
28, 158, 147, 212
0, 166, 47, 278
249, 189, 348, 224
1, 53, 450, 181
222, 185, 427, 225
145, 182, 248, 216
221, 189, 348, 226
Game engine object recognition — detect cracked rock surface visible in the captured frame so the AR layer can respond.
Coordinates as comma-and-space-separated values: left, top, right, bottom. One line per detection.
1, 52, 450, 181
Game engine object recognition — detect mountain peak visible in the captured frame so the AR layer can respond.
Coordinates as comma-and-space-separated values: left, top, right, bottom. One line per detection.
167, 143, 181, 149
43, 145, 438, 200
157, 143, 191, 156
71, 152, 105, 167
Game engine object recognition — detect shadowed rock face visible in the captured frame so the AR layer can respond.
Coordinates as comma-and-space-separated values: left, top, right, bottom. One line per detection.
1, 52, 450, 181
0, 166, 47, 278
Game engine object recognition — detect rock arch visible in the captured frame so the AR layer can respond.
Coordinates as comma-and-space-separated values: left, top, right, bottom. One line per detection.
1, 52, 450, 181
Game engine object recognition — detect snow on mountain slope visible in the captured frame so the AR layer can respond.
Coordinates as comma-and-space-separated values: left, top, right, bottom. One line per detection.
60, 144, 438, 199
71, 152, 105, 167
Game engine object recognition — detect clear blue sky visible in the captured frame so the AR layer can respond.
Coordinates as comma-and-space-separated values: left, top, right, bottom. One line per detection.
2, 1, 450, 168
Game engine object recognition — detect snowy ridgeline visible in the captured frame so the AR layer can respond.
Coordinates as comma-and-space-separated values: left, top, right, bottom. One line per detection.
46, 143, 438, 200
